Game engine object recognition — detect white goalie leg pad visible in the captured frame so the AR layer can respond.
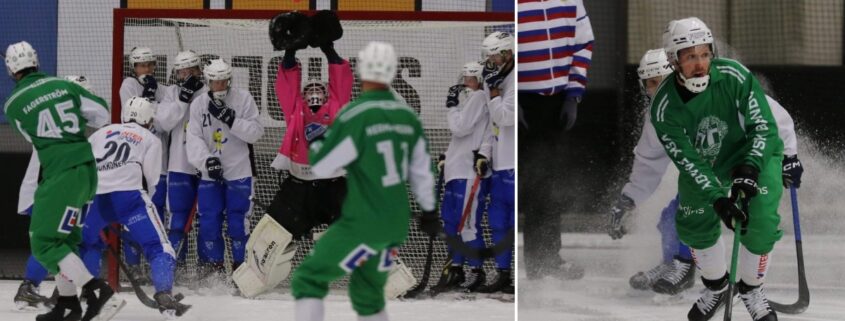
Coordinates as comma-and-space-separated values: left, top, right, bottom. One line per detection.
234, 215, 296, 297
690, 236, 727, 281
384, 257, 416, 299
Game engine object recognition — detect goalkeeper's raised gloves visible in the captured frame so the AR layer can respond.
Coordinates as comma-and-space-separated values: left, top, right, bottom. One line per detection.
207, 92, 236, 128
418, 210, 441, 238
138, 74, 158, 99
446, 85, 463, 108
206, 157, 223, 181
608, 194, 635, 240
178, 75, 203, 103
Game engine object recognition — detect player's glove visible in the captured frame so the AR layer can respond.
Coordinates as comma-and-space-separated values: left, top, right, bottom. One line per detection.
207, 92, 236, 128
484, 69, 504, 90
437, 154, 446, 174
418, 210, 441, 238
206, 157, 224, 181
178, 75, 203, 103
561, 96, 579, 131
713, 197, 749, 234
482, 61, 497, 78
473, 151, 489, 177
731, 164, 760, 200
782, 154, 803, 188
608, 194, 635, 240
446, 84, 463, 108
138, 74, 158, 99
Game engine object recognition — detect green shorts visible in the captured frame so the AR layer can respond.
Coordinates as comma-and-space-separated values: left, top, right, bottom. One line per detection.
29, 162, 97, 274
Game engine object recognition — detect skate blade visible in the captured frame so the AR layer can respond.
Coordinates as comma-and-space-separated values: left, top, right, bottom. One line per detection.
91, 297, 126, 321
13, 300, 49, 312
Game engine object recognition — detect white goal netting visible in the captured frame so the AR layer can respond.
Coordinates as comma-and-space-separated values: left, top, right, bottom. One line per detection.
114, 13, 513, 291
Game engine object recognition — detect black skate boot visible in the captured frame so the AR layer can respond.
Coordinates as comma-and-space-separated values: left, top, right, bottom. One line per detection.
154, 291, 192, 318
36, 295, 82, 321
461, 268, 486, 292
80, 278, 126, 321
738, 281, 777, 321
629, 262, 670, 290
688, 274, 731, 321
652, 256, 695, 295
14, 279, 51, 310
429, 264, 465, 295
478, 269, 512, 293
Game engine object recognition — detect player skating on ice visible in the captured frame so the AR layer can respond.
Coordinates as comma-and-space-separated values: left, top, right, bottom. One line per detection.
186, 58, 264, 283
291, 41, 437, 321
430, 61, 490, 294
12, 76, 95, 311
118, 47, 178, 283
476, 31, 516, 294
158, 50, 207, 273
4, 41, 120, 321
80, 97, 190, 318
610, 49, 804, 300
649, 18, 783, 321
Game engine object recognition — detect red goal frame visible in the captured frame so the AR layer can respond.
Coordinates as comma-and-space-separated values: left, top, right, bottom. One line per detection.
109, 8, 512, 291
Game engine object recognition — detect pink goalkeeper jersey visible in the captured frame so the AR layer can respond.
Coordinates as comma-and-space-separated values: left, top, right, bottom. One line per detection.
273, 60, 353, 179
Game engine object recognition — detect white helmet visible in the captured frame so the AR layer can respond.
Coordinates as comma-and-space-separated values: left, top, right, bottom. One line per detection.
5, 41, 39, 76
204, 59, 233, 100
303, 81, 327, 108
482, 31, 514, 57
122, 96, 156, 126
357, 41, 397, 85
637, 49, 673, 81
663, 17, 714, 93
462, 61, 484, 83
64, 75, 94, 94
129, 47, 156, 65
173, 50, 200, 70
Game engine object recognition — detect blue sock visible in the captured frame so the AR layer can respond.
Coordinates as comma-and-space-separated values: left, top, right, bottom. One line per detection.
24, 255, 48, 286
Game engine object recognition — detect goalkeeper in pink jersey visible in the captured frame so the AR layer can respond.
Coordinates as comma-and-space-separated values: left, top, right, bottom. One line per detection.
268, 11, 353, 249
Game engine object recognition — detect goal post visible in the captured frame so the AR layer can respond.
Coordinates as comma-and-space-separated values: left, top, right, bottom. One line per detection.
110, 8, 513, 292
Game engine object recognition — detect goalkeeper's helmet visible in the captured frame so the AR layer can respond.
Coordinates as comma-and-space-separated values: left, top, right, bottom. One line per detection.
663, 17, 713, 93
5, 41, 38, 76
204, 59, 233, 101
482, 31, 514, 57
303, 81, 327, 109
174, 50, 201, 70
64, 75, 94, 94
357, 41, 397, 85
129, 47, 155, 65
637, 49, 672, 85
122, 96, 156, 126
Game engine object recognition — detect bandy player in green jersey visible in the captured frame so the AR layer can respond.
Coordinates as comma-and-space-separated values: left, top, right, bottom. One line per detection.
651, 18, 784, 321
4, 41, 124, 321
290, 41, 437, 321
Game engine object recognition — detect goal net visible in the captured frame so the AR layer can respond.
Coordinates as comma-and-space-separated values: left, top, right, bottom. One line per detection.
111, 9, 513, 292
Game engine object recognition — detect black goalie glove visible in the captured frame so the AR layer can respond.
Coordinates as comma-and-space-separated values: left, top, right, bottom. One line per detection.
446, 84, 464, 108
782, 154, 803, 188
178, 75, 203, 103
418, 210, 441, 238
608, 194, 635, 240
138, 74, 158, 99
269, 11, 312, 51
207, 92, 236, 128
206, 157, 223, 181
309, 10, 343, 48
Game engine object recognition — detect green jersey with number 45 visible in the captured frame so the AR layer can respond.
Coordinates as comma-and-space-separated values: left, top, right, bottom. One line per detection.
4, 72, 110, 178
309, 89, 437, 243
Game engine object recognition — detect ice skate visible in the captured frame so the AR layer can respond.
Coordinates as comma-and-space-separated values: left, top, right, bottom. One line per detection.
629, 263, 670, 290
80, 278, 125, 321
35, 295, 82, 321
14, 279, 51, 311
460, 268, 486, 293
738, 281, 777, 321
478, 269, 512, 293
429, 264, 465, 295
652, 256, 695, 295
688, 274, 731, 321
155, 291, 192, 319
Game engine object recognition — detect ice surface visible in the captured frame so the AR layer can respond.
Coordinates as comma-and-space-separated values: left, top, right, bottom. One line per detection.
0, 281, 514, 321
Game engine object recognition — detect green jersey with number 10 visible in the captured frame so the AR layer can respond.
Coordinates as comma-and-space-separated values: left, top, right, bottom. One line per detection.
3, 72, 110, 178
309, 89, 437, 244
